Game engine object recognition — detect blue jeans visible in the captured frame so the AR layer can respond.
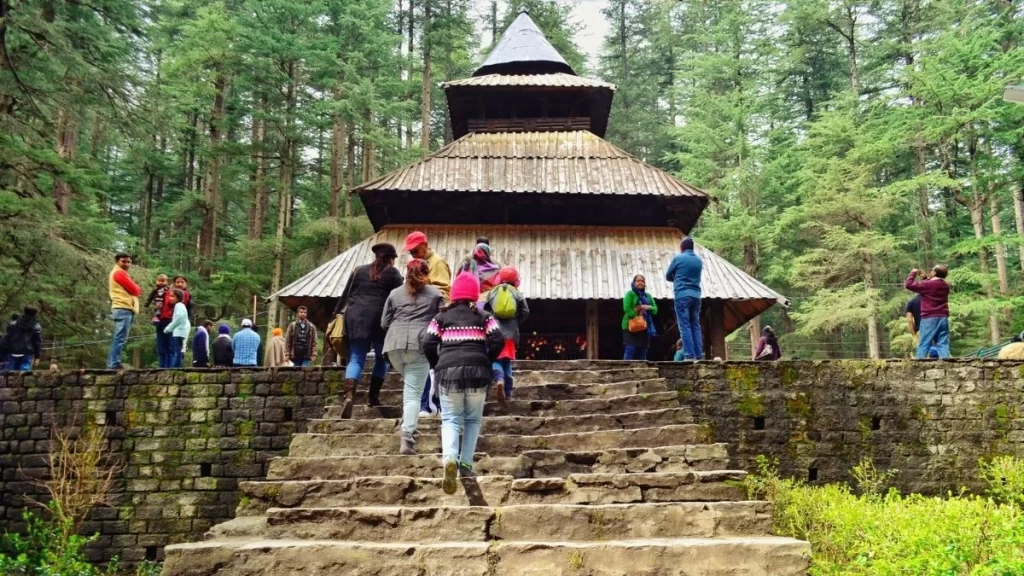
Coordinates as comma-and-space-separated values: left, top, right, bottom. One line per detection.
8, 355, 33, 371
156, 319, 172, 368
674, 296, 703, 360
390, 350, 431, 433
917, 317, 950, 359
421, 372, 440, 414
108, 309, 134, 369
344, 339, 388, 380
293, 358, 311, 367
169, 336, 185, 368
623, 346, 648, 361
492, 359, 514, 397
440, 388, 487, 466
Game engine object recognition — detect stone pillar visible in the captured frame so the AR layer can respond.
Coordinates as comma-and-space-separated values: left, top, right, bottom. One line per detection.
586, 300, 599, 360
709, 299, 728, 361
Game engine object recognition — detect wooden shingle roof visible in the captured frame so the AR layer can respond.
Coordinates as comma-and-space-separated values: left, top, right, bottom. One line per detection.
355, 131, 709, 199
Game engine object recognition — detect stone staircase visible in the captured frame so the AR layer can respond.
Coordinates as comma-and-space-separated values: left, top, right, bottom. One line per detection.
161, 362, 810, 575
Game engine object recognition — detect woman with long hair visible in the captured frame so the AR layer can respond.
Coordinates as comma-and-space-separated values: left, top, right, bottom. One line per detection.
335, 243, 404, 417
621, 275, 658, 360
754, 326, 782, 361
382, 259, 444, 454
423, 272, 505, 493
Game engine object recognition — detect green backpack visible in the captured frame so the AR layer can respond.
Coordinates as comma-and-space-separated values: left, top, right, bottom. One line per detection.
492, 284, 518, 320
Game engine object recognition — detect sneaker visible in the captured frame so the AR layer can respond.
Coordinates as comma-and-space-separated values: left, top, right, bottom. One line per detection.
458, 463, 476, 478
442, 458, 458, 495
419, 410, 432, 418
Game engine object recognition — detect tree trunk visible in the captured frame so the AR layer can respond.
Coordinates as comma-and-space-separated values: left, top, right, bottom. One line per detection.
970, 201, 1000, 344
362, 109, 375, 183
846, 10, 859, 94
249, 100, 269, 241
346, 120, 355, 247
1014, 186, 1024, 273
863, 262, 880, 360
142, 165, 154, 253
185, 109, 198, 192
915, 144, 933, 268
744, 242, 760, 360
989, 192, 1011, 326
198, 72, 227, 279
491, 1, 497, 45
420, 0, 431, 156
268, 62, 297, 330
406, 0, 415, 150
53, 105, 79, 215
329, 115, 346, 255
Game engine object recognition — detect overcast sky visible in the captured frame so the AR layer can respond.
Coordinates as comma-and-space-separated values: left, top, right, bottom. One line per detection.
570, 0, 610, 67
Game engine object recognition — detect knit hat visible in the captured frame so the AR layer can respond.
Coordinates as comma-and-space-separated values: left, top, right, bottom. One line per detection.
272, 327, 283, 337
681, 237, 695, 251
403, 231, 428, 253
497, 266, 520, 288
475, 243, 492, 259
218, 324, 231, 335
450, 271, 480, 302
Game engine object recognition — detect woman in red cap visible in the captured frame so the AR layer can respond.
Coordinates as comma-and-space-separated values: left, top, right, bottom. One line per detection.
422, 271, 504, 494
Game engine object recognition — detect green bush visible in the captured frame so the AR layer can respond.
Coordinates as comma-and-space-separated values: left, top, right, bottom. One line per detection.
0, 504, 160, 576
746, 456, 1024, 576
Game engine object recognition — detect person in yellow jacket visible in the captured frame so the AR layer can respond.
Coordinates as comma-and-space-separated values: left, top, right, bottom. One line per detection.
108, 252, 141, 369
403, 231, 451, 301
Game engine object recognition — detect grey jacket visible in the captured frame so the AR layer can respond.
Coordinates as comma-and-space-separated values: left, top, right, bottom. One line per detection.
381, 284, 444, 355
484, 285, 530, 343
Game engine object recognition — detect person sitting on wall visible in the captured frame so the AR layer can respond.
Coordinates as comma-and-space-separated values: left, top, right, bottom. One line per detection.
754, 326, 782, 361
997, 332, 1024, 360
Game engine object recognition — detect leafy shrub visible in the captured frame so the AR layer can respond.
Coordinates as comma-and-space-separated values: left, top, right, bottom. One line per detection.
979, 456, 1024, 508
0, 503, 159, 576
746, 456, 1024, 575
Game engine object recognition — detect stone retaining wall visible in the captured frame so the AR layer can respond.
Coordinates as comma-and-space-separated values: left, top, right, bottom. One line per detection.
0, 368, 341, 565
2, 360, 1023, 566
658, 360, 1024, 495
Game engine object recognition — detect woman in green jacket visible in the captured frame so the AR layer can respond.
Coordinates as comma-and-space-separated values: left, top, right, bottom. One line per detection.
622, 275, 658, 360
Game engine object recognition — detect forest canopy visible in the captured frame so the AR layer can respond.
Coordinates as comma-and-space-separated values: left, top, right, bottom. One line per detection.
0, 0, 1022, 366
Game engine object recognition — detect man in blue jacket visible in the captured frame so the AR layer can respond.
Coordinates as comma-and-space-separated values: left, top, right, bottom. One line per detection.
665, 237, 703, 360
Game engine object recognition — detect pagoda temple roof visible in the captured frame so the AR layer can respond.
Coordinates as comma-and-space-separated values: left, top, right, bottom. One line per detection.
271, 225, 789, 336
357, 130, 706, 198
474, 11, 575, 77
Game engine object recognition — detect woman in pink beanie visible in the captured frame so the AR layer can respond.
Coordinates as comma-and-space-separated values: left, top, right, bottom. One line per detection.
423, 271, 505, 494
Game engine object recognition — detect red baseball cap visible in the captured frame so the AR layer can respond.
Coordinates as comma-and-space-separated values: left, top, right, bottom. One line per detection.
403, 231, 428, 253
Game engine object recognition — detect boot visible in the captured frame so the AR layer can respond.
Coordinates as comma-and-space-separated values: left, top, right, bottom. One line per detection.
341, 378, 357, 419
399, 429, 416, 455
368, 376, 385, 407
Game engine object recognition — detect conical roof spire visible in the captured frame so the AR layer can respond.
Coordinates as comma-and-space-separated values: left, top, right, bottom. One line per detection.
474, 11, 575, 77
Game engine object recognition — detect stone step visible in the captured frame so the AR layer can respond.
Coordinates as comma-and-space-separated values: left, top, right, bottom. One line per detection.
267, 444, 730, 481
288, 425, 710, 458
308, 407, 693, 436
360, 365, 661, 388
163, 536, 811, 576
329, 390, 685, 419
346, 377, 671, 403
215, 501, 773, 543
237, 471, 748, 515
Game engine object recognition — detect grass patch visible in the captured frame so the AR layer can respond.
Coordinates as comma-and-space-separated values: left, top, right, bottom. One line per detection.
746, 456, 1024, 575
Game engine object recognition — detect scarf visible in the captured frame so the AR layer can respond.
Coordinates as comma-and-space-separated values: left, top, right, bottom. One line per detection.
631, 281, 657, 337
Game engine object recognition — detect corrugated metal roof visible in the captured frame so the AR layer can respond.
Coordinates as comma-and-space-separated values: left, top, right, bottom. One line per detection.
444, 73, 615, 90
475, 12, 574, 77
356, 131, 708, 198
272, 225, 788, 335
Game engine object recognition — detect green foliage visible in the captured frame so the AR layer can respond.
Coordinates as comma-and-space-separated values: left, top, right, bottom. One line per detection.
745, 455, 1024, 575
0, 504, 162, 575
603, 0, 1024, 359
